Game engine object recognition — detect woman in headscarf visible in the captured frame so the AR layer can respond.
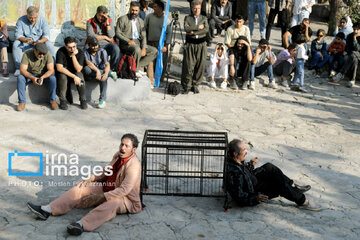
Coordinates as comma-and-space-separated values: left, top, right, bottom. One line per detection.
208, 42, 229, 89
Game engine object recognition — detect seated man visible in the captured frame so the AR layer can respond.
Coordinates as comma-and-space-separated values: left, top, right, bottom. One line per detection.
333, 22, 360, 88
273, 43, 297, 87
283, 18, 312, 49
16, 43, 57, 111
224, 14, 251, 48
56, 37, 87, 110
27, 134, 142, 236
116, 1, 157, 77
86, 5, 121, 77
250, 39, 277, 90
0, 19, 9, 76
228, 36, 252, 90
209, 0, 234, 40
225, 139, 321, 211
13, 6, 55, 76
84, 37, 109, 109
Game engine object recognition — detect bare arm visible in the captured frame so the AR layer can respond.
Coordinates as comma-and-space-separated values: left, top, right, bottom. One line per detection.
283, 31, 291, 48
40, 62, 54, 79
20, 64, 38, 83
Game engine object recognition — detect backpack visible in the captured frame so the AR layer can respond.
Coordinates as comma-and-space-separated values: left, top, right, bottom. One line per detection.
167, 81, 181, 96
117, 55, 138, 81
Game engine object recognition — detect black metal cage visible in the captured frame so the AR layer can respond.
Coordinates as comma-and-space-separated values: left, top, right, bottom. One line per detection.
141, 130, 228, 199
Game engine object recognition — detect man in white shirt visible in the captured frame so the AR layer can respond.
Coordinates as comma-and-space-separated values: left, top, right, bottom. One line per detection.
224, 15, 251, 48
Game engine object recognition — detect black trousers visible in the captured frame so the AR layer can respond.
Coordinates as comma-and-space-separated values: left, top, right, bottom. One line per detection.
57, 72, 86, 102
341, 52, 360, 82
265, 8, 289, 46
231, 59, 251, 85
254, 163, 305, 205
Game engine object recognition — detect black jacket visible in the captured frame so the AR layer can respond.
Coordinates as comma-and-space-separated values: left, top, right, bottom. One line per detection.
225, 159, 259, 206
211, 1, 232, 24
345, 32, 360, 55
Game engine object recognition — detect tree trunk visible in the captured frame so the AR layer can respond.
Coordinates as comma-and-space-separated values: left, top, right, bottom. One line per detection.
328, 0, 342, 35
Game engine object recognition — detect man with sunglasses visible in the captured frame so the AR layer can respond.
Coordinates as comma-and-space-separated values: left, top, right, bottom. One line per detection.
16, 42, 57, 111
56, 37, 87, 110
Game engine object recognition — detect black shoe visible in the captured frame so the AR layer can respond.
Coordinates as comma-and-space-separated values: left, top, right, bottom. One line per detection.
27, 202, 50, 220
66, 89, 73, 104
67, 222, 84, 236
80, 100, 88, 110
182, 89, 190, 94
59, 100, 68, 110
191, 86, 200, 94
295, 184, 311, 193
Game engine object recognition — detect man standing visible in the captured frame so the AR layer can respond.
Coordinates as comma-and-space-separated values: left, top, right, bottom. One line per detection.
86, 6, 120, 77
13, 6, 55, 77
209, 0, 234, 40
144, 0, 171, 84
266, 0, 290, 47
0, 19, 9, 76
139, 0, 154, 20
16, 43, 57, 111
84, 37, 109, 109
250, 39, 277, 90
224, 15, 251, 48
56, 37, 87, 110
27, 134, 142, 236
228, 36, 253, 90
283, 18, 312, 48
225, 139, 321, 211
116, 1, 157, 77
181, 0, 209, 94
248, 0, 266, 39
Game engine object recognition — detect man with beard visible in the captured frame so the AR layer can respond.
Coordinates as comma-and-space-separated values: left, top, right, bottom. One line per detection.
181, 0, 209, 94
56, 37, 87, 110
86, 5, 120, 78
225, 139, 321, 211
27, 133, 142, 236
116, 1, 157, 77
83, 37, 110, 109
283, 18, 312, 48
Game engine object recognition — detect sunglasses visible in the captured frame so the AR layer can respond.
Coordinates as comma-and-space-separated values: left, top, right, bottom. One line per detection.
217, 47, 224, 51
318, 35, 324, 37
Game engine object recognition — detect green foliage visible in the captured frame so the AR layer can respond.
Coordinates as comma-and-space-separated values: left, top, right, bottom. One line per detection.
347, 0, 360, 23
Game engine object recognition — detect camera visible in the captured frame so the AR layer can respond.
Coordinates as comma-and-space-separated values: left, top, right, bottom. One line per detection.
171, 11, 180, 20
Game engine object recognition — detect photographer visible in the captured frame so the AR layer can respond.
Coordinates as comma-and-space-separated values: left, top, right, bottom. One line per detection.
181, 0, 209, 94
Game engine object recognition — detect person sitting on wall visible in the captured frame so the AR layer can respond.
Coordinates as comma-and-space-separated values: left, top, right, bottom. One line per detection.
16, 43, 57, 111
209, 0, 234, 41
27, 134, 142, 236
13, 6, 55, 77
224, 15, 251, 48
283, 18, 312, 49
225, 139, 321, 211
273, 43, 297, 87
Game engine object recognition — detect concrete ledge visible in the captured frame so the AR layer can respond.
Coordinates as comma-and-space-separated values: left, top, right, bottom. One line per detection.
0, 75, 151, 104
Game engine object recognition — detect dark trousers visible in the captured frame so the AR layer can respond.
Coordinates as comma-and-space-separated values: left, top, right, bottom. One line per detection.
274, 60, 295, 78
254, 163, 306, 205
209, 19, 234, 38
266, 8, 288, 46
57, 72, 86, 102
102, 42, 122, 72
231, 59, 251, 85
341, 52, 359, 81
83, 66, 108, 101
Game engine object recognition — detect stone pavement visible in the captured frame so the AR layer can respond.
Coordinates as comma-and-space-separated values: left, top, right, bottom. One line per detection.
1, 1, 360, 239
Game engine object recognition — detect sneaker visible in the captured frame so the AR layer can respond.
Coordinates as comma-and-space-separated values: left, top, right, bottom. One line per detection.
329, 70, 336, 78
290, 84, 300, 91
249, 81, 255, 90
67, 222, 84, 236
298, 200, 322, 211
14, 69, 20, 77
281, 80, 289, 87
27, 202, 51, 220
241, 81, 248, 90
138, 70, 146, 76
16, 103, 25, 111
220, 81, 227, 89
135, 72, 142, 78
229, 79, 238, 90
97, 100, 106, 109
80, 100, 88, 110
298, 86, 308, 93
59, 100, 68, 110
294, 184, 311, 193
268, 82, 278, 89
109, 71, 117, 81
50, 101, 58, 110
346, 80, 355, 88
332, 72, 343, 82
209, 80, 217, 88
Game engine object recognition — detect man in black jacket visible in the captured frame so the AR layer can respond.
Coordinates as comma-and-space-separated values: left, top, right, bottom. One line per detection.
332, 22, 360, 88
209, 0, 234, 40
225, 139, 321, 210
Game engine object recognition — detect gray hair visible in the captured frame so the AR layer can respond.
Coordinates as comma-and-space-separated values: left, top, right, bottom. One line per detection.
96, 6, 108, 14
27, 6, 39, 16
191, 0, 202, 9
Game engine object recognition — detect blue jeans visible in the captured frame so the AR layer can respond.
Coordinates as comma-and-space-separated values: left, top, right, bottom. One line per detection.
17, 73, 57, 103
250, 62, 274, 82
309, 52, 330, 69
248, 1, 266, 39
13, 40, 56, 69
293, 59, 305, 87
83, 66, 108, 101
103, 42, 122, 72
329, 54, 344, 72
